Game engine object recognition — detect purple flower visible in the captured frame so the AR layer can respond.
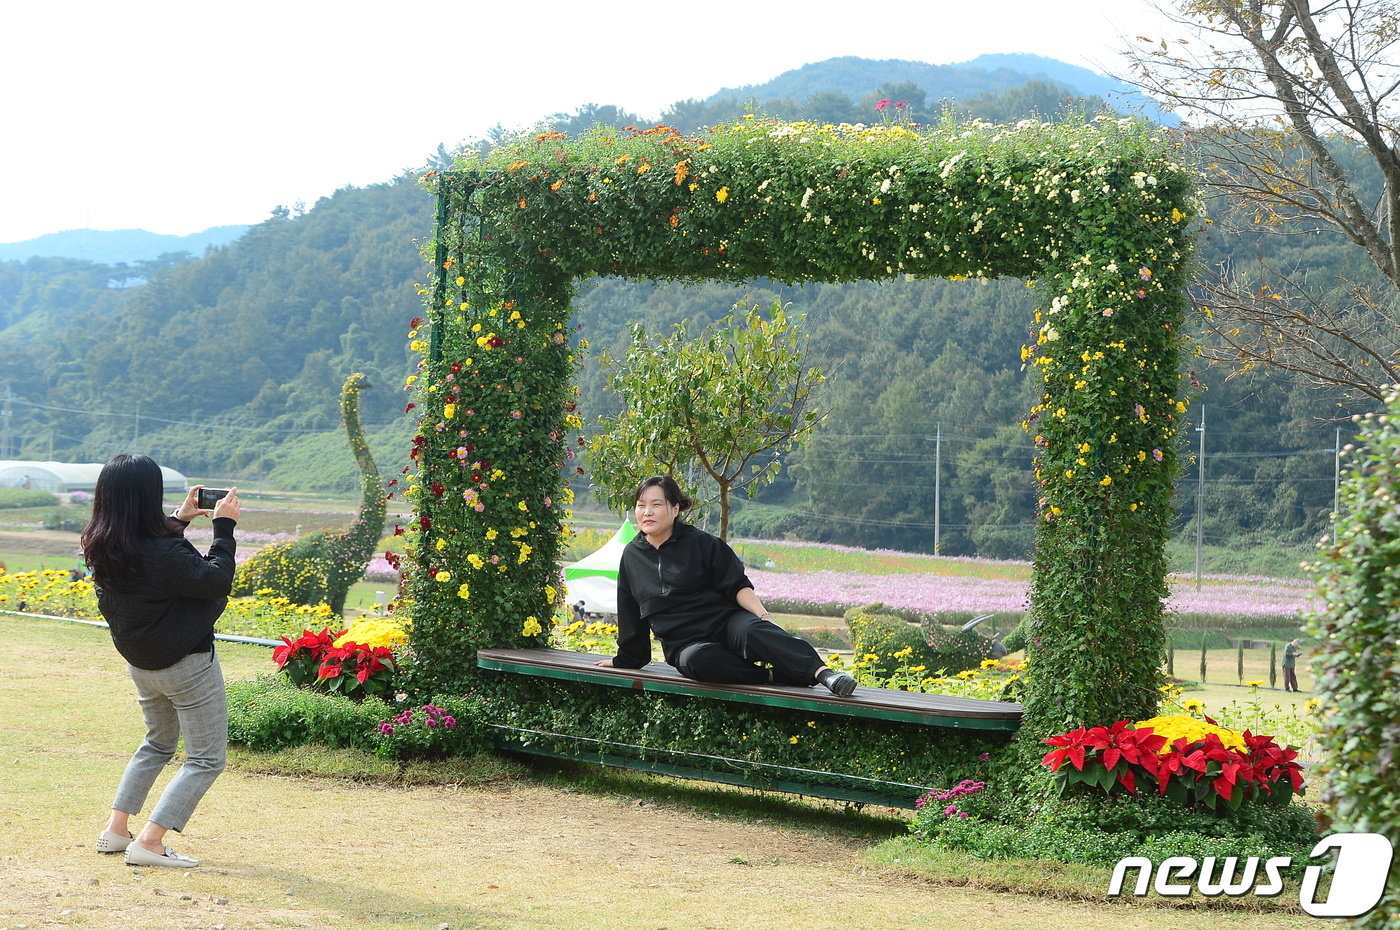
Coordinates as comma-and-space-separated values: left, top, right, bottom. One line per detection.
944, 805, 958, 816
379, 723, 395, 735
978, 752, 990, 761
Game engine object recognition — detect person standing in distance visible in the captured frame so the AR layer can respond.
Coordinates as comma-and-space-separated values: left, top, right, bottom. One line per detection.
596, 475, 856, 696
80, 454, 241, 868
1282, 638, 1303, 693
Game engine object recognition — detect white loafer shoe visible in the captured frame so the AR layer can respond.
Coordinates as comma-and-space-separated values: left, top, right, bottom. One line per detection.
96, 830, 133, 853
125, 843, 199, 868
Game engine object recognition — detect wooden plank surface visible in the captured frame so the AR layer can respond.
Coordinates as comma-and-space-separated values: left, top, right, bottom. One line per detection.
477, 647, 1022, 729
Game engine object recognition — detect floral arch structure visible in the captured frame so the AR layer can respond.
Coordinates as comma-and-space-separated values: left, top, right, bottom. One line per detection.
407, 117, 1195, 740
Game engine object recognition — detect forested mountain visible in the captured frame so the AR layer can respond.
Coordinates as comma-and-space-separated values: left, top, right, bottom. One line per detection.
0, 182, 434, 486
0, 225, 250, 264
0, 57, 1373, 570
701, 54, 1174, 124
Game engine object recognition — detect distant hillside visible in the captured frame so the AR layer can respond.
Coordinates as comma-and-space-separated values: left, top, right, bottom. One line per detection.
0, 225, 250, 264
706, 54, 1176, 123
955, 53, 1176, 121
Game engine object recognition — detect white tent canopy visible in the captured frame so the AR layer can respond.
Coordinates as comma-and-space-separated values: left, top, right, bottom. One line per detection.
563, 519, 636, 615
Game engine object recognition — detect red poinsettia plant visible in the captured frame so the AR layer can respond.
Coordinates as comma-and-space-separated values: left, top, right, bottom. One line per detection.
272, 627, 397, 699
314, 640, 397, 699
1042, 717, 1305, 812
273, 628, 342, 687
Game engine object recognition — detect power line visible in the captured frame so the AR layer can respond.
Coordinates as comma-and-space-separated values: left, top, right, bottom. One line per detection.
9, 396, 410, 434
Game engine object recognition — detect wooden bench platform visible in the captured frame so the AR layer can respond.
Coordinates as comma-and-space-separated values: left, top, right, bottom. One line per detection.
476, 647, 1022, 730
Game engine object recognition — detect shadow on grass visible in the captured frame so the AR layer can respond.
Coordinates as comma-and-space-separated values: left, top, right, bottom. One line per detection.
225, 748, 1312, 920
227, 742, 908, 842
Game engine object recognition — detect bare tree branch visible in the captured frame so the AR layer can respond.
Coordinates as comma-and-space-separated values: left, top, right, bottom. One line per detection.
1122, 0, 1400, 396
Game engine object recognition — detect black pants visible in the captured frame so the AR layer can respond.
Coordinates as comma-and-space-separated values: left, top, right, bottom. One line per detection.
674, 613, 825, 687
1283, 666, 1299, 691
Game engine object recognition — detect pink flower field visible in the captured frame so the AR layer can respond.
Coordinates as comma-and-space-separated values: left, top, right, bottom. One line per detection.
740, 542, 1314, 623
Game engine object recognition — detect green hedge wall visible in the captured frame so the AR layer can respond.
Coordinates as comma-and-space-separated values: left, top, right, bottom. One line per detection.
1307, 388, 1400, 928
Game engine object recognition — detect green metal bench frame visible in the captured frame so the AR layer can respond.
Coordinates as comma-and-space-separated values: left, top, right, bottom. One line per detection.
477, 648, 1022, 808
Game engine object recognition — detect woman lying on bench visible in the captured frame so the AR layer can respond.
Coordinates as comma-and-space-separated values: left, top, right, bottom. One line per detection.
595, 475, 857, 697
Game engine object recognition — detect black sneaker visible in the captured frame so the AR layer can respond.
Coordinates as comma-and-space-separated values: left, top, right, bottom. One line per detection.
820, 671, 857, 697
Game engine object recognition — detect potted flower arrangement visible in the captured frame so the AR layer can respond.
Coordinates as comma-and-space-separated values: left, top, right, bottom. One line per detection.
1042, 714, 1304, 811
271, 617, 407, 700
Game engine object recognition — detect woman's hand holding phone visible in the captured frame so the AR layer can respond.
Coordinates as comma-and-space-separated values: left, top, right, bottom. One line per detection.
212, 488, 240, 522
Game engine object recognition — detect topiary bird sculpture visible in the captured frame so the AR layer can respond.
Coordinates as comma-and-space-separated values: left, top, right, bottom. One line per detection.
233, 372, 386, 614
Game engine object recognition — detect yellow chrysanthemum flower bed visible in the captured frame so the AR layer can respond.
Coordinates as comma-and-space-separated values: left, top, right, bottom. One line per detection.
334, 617, 410, 650
1134, 714, 1247, 753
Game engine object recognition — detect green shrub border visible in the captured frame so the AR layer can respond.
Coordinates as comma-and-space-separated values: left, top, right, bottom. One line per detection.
0, 488, 60, 509
408, 115, 1195, 745
913, 787, 1319, 868
227, 675, 488, 760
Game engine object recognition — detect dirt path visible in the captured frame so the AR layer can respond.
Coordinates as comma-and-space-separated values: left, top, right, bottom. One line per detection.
0, 616, 1312, 930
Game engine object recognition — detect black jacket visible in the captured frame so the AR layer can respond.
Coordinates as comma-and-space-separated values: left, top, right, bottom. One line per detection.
97, 517, 237, 670
612, 522, 753, 669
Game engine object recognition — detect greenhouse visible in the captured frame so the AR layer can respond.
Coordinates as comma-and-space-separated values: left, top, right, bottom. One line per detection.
0, 460, 187, 494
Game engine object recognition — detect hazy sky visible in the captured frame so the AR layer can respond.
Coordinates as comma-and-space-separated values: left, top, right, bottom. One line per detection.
0, 0, 1184, 244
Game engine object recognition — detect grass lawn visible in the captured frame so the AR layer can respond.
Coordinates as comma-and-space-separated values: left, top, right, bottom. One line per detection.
0, 613, 1321, 930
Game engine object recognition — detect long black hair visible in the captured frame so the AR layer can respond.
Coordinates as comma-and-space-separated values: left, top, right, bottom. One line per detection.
80, 454, 179, 589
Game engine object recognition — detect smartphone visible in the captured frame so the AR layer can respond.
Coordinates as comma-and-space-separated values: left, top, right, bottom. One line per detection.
196, 487, 230, 509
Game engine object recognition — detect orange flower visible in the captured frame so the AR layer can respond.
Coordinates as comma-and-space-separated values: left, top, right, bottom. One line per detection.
550, 179, 565, 192
518, 198, 527, 209
507, 160, 529, 172
669, 214, 679, 227
535, 131, 564, 141
674, 160, 689, 185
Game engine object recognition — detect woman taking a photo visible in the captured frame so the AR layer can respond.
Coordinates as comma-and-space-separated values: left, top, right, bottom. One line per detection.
80, 454, 240, 869
597, 475, 856, 697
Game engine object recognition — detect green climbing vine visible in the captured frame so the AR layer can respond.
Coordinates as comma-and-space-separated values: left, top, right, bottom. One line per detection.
406, 115, 1195, 737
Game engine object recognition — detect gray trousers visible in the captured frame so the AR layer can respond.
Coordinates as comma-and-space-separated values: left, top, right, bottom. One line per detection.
112, 648, 227, 832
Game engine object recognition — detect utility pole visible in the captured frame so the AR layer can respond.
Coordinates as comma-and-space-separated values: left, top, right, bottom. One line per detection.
1333, 426, 1342, 546
0, 383, 10, 459
1194, 405, 1206, 591
933, 422, 942, 555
